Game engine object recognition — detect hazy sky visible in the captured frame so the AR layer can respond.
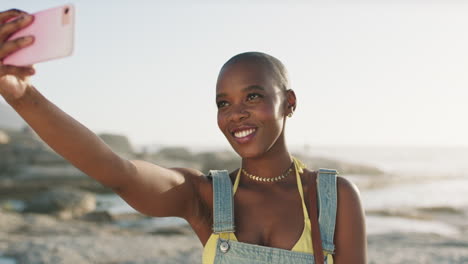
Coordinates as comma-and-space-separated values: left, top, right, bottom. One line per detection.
1, 1, 467, 148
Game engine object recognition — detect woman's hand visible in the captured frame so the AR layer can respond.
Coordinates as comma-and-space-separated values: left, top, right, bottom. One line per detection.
0, 9, 35, 101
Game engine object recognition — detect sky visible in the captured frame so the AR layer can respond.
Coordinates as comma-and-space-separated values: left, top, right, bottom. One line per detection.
1, 0, 467, 149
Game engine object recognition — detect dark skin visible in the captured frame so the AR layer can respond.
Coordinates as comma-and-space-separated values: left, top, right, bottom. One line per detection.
0, 9, 366, 263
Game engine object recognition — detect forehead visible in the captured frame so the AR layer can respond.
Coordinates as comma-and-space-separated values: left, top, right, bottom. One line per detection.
216, 60, 279, 93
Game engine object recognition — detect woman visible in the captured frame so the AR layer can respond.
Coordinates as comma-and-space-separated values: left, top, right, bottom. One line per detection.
0, 9, 367, 263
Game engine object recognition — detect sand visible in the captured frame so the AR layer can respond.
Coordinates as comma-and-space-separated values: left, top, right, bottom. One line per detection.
1, 210, 468, 264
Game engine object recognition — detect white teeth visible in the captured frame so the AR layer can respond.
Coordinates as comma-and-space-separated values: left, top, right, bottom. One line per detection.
234, 128, 256, 138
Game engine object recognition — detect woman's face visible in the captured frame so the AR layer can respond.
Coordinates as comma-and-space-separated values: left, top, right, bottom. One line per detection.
216, 60, 290, 158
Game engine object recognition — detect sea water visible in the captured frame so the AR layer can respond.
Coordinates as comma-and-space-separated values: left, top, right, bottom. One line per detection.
306, 146, 468, 236
0, 257, 16, 264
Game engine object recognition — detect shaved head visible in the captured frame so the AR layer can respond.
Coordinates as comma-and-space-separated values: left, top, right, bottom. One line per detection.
219, 52, 291, 91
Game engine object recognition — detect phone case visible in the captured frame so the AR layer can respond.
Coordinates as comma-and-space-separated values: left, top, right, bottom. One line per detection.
3, 4, 75, 66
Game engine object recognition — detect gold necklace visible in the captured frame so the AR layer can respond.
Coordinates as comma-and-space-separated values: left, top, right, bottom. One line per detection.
241, 162, 294, 183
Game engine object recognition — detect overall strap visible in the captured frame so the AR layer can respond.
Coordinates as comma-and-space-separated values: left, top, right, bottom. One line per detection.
309, 172, 324, 264
317, 168, 338, 254
209, 170, 235, 233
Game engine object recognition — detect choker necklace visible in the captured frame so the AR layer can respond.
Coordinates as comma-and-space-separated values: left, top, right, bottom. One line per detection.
241, 162, 294, 183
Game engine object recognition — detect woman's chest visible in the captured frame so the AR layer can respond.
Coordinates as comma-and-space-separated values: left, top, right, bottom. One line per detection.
192, 175, 312, 247
232, 187, 307, 250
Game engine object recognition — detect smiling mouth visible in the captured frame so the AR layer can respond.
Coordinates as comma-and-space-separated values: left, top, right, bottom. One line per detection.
233, 128, 257, 138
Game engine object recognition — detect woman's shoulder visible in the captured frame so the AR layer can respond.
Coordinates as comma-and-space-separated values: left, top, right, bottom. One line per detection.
301, 168, 361, 203
336, 175, 361, 203
305, 168, 360, 196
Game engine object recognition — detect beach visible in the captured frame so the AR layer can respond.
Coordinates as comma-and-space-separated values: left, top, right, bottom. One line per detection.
1, 146, 468, 263
1, 210, 468, 264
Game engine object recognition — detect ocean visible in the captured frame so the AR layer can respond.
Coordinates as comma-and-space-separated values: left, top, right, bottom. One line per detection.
307, 146, 468, 237
97, 146, 468, 237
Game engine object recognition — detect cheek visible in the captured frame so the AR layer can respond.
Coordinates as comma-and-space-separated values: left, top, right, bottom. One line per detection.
217, 112, 225, 132
260, 102, 285, 135
264, 94, 285, 118
260, 101, 283, 121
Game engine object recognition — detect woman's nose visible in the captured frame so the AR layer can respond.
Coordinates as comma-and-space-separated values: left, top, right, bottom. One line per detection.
229, 104, 250, 122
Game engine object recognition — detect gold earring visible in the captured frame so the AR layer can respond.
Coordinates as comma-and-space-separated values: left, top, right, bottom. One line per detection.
287, 105, 294, 118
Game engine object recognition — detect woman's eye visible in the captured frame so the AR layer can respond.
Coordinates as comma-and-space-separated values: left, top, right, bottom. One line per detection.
247, 93, 263, 101
217, 101, 229, 108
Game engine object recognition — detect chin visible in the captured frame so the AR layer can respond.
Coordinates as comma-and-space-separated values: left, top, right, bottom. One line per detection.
229, 142, 268, 160
235, 150, 260, 159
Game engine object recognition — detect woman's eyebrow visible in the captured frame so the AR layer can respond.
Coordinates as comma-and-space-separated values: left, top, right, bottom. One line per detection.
216, 85, 265, 100
243, 85, 265, 92
216, 93, 227, 100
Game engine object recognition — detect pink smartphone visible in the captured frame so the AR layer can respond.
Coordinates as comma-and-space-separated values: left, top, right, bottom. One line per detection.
3, 4, 75, 66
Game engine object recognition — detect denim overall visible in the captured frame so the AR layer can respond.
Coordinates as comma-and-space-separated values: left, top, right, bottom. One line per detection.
208, 168, 338, 264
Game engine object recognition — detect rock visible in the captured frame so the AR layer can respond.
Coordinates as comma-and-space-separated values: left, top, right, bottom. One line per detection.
0, 210, 26, 233
24, 187, 96, 219
98, 133, 135, 159
12, 243, 89, 264
150, 225, 195, 236
0, 127, 58, 176
80, 211, 113, 222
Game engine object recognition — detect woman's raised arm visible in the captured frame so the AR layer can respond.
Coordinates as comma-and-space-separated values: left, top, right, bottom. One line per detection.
0, 9, 204, 220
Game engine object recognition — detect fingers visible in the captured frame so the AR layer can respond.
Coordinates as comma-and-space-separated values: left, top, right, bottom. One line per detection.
0, 64, 35, 78
0, 35, 34, 61
0, 9, 27, 23
0, 14, 34, 42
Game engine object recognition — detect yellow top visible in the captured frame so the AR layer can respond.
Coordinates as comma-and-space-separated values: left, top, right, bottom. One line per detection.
202, 158, 333, 264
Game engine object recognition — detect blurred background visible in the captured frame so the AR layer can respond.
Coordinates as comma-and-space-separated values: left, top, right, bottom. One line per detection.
0, 1, 467, 263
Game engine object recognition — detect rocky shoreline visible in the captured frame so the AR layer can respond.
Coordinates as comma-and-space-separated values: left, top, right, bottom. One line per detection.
0, 210, 202, 264
2, 173, 468, 263
1, 210, 468, 264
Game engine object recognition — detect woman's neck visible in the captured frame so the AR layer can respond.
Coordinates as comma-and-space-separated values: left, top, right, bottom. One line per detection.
241, 142, 293, 179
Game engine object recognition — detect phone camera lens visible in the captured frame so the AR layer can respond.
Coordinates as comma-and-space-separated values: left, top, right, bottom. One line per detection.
64, 7, 69, 14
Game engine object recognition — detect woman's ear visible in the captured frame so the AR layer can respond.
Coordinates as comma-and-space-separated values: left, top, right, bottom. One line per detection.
285, 89, 297, 116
